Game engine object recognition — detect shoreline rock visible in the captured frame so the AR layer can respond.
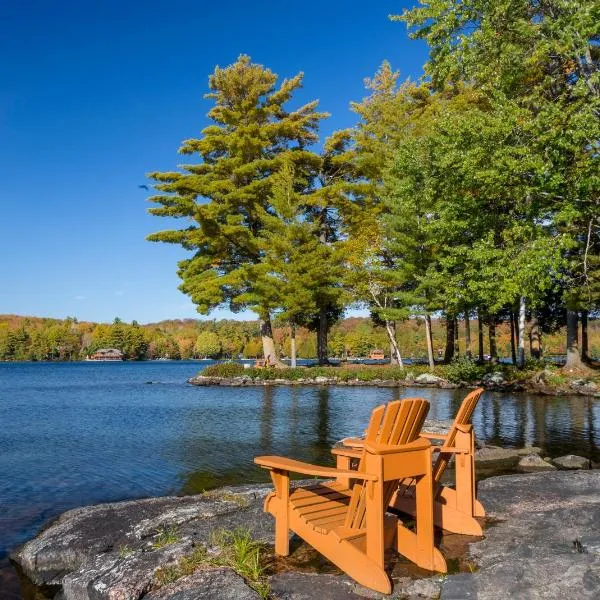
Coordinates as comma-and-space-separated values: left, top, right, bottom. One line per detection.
12, 471, 600, 600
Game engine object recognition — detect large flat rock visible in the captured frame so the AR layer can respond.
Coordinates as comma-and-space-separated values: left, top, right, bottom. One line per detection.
442, 470, 600, 599
11, 472, 600, 599
11, 483, 275, 598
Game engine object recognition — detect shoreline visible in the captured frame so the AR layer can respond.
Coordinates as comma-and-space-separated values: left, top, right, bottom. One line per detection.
188, 374, 600, 397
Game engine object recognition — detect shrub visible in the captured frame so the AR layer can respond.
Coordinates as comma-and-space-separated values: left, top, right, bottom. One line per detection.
443, 357, 484, 383
201, 362, 245, 377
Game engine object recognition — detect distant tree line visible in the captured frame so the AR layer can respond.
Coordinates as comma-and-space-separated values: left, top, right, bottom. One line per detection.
147, 2, 599, 370
1, 314, 597, 363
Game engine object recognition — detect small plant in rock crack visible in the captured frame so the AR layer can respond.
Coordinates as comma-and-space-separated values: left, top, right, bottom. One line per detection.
210, 528, 271, 599
152, 526, 180, 549
118, 544, 134, 558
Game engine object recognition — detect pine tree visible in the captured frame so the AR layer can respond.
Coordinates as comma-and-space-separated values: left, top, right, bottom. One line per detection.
253, 159, 343, 365
147, 56, 327, 364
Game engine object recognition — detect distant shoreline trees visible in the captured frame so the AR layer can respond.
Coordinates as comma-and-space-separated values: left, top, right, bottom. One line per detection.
0, 314, 598, 363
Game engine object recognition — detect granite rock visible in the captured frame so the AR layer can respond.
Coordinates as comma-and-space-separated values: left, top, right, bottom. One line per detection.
517, 453, 556, 472
442, 471, 600, 599
144, 568, 261, 600
414, 373, 445, 385
553, 454, 590, 470
13, 470, 600, 600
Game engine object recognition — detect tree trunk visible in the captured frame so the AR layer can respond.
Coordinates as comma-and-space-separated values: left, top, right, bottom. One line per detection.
260, 317, 282, 366
529, 315, 541, 359
464, 312, 472, 359
290, 322, 297, 368
385, 320, 402, 366
565, 310, 584, 370
518, 296, 526, 368
509, 311, 517, 365
425, 314, 435, 370
444, 314, 455, 364
454, 317, 460, 357
488, 315, 498, 364
317, 307, 329, 366
581, 310, 589, 362
477, 309, 484, 362
384, 320, 403, 367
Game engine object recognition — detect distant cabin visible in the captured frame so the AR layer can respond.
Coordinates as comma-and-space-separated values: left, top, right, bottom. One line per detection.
87, 348, 124, 361
369, 349, 385, 360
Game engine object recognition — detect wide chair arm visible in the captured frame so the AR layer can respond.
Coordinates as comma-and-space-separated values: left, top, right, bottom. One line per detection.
364, 437, 431, 456
254, 455, 378, 481
340, 436, 365, 448
420, 432, 448, 441
331, 447, 362, 460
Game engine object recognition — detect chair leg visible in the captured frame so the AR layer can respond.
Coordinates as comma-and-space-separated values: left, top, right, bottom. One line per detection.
365, 480, 385, 568
271, 470, 290, 556
415, 469, 447, 572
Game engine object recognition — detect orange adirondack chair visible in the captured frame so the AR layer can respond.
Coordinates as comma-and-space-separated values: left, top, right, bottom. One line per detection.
255, 399, 447, 594
333, 388, 485, 536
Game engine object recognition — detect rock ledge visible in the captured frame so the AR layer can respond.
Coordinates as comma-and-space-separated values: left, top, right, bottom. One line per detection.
11, 472, 600, 600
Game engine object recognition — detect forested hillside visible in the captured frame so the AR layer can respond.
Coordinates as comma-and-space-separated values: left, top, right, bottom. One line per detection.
0, 314, 597, 362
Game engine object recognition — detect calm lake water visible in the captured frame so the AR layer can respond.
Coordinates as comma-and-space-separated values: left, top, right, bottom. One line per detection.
2, 360, 600, 597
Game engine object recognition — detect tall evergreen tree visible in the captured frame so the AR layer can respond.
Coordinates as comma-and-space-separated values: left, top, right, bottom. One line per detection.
147, 55, 326, 364
254, 159, 344, 366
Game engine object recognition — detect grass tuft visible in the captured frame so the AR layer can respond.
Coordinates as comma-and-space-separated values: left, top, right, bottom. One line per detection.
118, 544, 134, 558
152, 525, 180, 549
152, 528, 270, 598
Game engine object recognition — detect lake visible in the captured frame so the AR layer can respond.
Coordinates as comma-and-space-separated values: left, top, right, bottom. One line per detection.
1, 360, 600, 598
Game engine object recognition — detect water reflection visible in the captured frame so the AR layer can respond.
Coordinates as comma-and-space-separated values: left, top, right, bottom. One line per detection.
178, 386, 600, 496
260, 386, 275, 452
313, 388, 331, 464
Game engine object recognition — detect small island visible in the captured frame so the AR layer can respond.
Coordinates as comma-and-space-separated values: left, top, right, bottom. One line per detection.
189, 361, 600, 398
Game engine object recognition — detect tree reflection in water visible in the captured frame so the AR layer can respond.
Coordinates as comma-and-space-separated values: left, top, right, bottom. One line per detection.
179, 387, 600, 495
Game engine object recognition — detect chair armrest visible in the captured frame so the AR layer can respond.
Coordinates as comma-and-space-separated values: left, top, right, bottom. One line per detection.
331, 447, 362, 459
364, 438, 431, 455
420, 432, 448, 440
340, 437, 365, 448
438, 446, 469, 454
254, 456, 378, 481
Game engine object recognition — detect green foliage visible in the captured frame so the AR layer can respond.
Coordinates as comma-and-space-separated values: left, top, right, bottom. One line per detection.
153, 529, 270, 597
154, 544, 208, 587
147, 55, 326, 325
443, 358, 485, 384
209, 528, 270, 599
194, 331, 221, 358
392, 0, 599, 342
201, 362, 246, 377
240, 365, 409, 382
152, 526, 180, 549
118, 545, 134, 558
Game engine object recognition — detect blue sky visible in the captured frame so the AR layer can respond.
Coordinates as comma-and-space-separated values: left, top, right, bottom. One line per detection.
0, 1, 428, 324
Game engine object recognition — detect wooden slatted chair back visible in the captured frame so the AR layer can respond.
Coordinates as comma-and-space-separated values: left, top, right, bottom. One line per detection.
431, 388, 484, 482
344, 398, 430, 529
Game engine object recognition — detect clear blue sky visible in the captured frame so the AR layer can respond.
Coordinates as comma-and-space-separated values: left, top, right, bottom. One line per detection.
0, 1, 428, 324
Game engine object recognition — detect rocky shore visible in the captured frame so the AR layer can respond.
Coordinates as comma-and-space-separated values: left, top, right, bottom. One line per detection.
188, 371, 600, 397
12, 466, 600, 600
